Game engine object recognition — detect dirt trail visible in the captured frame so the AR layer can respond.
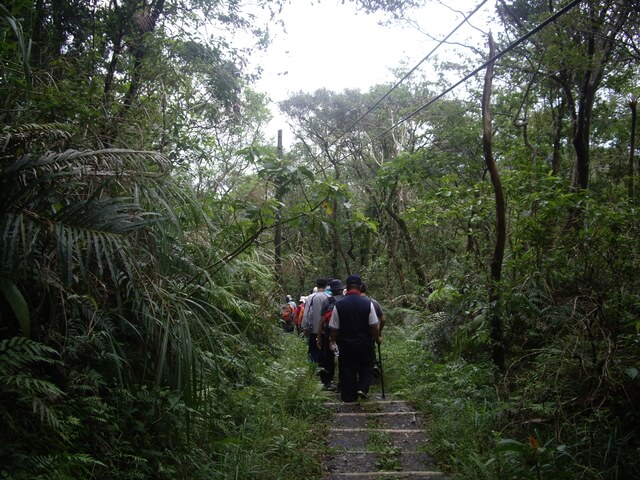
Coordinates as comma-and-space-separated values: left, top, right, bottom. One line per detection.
320, 392, 447, 480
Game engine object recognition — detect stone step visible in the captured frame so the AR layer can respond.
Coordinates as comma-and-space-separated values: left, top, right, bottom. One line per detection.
322, 396, 445, 479
334, 412, 419, 416
325, 399, 416, 414
324, 399, 407, 407
323, 471, 447, 479
333, 411, 422, 429
328, 428, 431, 452
331, 428, 426, 433
325, 451, 437, 472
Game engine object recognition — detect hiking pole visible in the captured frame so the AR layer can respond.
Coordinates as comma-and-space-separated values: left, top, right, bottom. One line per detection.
377, 342, 385, 399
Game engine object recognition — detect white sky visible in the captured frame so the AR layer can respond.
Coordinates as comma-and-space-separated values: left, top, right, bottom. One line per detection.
247, 0, 496, 144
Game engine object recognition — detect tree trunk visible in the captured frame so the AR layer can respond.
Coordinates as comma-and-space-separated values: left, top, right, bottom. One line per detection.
274, 130, 284, 289
551, 98, 565, 176
324, 147, 350, 278
570, 88, 594, 191
121, 0, 166, 115
565, 1, 627, 191
482, 33, 505, 372
384, 204, 427, 287
629, 97, 637, 199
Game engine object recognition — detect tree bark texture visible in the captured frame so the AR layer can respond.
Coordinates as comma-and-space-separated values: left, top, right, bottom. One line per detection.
482, 32, 505, 372
274, 130, 284, 289
629, 97, 637, 199
551, 98, 565, 176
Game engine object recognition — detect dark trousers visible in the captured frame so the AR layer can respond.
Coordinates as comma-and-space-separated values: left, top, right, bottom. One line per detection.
319, 331, 335, 386
307, 333, 322, 363
337, 343, 374, 402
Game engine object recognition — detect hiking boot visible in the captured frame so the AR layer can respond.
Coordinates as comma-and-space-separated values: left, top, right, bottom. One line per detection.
357, 390, 368, 400
323, 382, 337, 391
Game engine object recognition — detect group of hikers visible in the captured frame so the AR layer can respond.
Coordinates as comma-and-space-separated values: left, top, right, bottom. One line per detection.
280, 274, 384, 403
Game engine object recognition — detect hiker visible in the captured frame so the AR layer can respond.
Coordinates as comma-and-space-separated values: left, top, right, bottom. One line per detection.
361, 281, 385, 377
328, 274, 382, 402
316, 278, 344, 390
280, 296, 296, 333
286, 294, 296, 311
301, 277, 331, 363
295, 296, 307, 335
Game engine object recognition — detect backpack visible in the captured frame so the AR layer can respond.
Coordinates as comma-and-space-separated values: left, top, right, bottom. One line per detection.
280, 304, 295, 332
320, 296, 337, 327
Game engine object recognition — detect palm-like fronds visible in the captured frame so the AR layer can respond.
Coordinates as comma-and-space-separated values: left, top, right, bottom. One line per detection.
1, 125, 179, 376
0, 123, 271, 396
0, 123, 285, 478
1, 127, 170, 331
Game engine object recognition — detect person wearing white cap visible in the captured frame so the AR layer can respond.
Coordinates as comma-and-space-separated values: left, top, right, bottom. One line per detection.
295, 295, 307, 335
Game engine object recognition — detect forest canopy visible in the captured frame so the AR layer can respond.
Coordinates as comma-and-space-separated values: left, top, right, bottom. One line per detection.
1, 0, 639, 478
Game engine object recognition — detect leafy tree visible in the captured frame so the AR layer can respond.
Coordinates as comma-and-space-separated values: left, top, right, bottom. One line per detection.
496, 0, 640, 191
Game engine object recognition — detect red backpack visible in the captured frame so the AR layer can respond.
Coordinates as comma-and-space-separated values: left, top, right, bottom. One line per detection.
280, 304, 295, 331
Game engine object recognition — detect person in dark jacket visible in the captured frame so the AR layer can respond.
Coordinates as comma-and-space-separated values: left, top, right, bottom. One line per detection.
328, 274, 382, 402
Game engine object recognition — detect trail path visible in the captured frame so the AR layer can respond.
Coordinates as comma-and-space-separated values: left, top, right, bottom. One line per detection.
321, 392, 448, 479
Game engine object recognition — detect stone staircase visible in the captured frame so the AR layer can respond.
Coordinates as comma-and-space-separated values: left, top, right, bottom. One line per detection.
321, 394, 448, 479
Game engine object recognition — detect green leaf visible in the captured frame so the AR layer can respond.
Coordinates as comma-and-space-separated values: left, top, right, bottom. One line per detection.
625, 367, 638, 380
496, 438, 528, 454
0, 279, 30, 337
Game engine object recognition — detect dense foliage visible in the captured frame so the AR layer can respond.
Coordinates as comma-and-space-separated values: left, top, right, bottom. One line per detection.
2, 0, 640, 478
274, 1, 640, 478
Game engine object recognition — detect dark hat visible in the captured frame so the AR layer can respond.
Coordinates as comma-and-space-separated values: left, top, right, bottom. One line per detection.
329, 279, 345, 293
346, 274, 362, 287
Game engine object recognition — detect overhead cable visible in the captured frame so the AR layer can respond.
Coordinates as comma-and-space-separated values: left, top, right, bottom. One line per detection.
375, 0, 583, 140
328, 0, 489, 149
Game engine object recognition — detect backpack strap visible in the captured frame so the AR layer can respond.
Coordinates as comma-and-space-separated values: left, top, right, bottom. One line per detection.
321, 296, 336, 324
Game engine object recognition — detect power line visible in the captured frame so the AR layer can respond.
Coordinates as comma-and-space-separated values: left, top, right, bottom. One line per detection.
374, 0, 583, 140
328, 0, 489, 149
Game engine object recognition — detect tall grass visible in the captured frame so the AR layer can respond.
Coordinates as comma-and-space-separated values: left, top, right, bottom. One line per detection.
380, 319, 640, 479
210, 332, 327, 479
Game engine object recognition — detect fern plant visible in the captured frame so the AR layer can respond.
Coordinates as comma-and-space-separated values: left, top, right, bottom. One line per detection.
0, 336, 104, 478
0, 122, 292, 478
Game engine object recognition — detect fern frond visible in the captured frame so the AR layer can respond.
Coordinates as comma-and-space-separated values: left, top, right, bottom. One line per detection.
0, 123, 72, 150
0, 337, 59, 374
3, 374, 63, 398
0, 339, 63, 430
36, 148, 171, 177
28, 453, 106, 478
29, 396, 62, 429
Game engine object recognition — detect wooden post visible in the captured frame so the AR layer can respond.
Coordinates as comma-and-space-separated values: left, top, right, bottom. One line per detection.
629, 96, 637, 200
274, 130, 284, 290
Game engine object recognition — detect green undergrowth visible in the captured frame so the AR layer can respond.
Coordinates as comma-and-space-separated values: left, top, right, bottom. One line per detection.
0, 331, 327, 480
380, 325, 640, 480
381, 326, 499, 479
197, 331, 327, 479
